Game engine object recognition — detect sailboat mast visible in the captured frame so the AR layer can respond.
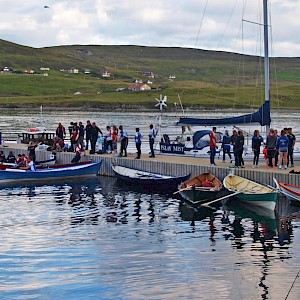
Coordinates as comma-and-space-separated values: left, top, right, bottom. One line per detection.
263, 0, 270, 133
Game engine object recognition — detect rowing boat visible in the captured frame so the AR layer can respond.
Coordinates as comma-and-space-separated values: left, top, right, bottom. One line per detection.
0, 160, 102, 183
111, 164, 190, 192
177, 172, 222, 204
223, 174, 278, 210
273, 178, 300, 204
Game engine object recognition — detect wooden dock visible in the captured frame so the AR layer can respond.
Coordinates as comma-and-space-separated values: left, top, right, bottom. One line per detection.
1, 142, 299, 186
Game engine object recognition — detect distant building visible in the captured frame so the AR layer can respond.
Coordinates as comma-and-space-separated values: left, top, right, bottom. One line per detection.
69, 68, 79, 74
83, 69, 90, 74
169, 75, 176, 79
141, 71, 155, 78
101, 70, 112, 78
23, 69, 35, 74
40, 67, 50, 71
128, 83, 151, 91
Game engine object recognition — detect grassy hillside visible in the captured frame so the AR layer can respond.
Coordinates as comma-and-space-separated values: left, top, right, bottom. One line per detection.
1, 39, 300, 110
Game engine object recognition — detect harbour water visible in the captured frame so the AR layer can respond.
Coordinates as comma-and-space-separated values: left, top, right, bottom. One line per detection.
0, 108, 300, 299
1, 108, 300, 153
0, 176, 299, 299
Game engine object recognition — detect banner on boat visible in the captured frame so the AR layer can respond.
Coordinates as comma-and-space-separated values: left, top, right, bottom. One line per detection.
159, 142, 185, 154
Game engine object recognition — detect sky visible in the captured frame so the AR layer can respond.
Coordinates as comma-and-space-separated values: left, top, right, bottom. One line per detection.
1, 0, 300, 57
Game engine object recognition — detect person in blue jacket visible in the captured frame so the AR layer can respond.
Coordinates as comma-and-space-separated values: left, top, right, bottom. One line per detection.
276, 129, 289, 170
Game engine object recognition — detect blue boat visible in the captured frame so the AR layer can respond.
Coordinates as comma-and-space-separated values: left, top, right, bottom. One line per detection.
0, 160, 102, 183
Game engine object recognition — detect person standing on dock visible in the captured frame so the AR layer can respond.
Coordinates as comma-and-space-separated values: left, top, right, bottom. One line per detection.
277, 129, 289, 170
238, 131, 245, 168
90, 122, 103, 154
135, 128, 142, 159
287, 127, 296, 167
266, 128, 277, 168
252, 130, 263, 168
56, 123, 66, 140
112, 125, 119, 155
149, 124, 156, 158
231, 130, 240, 168
221, 130, 232, 163
104, 126, 113, 154
78, 122, 85, 150
85, 120, 92, 151
209, 127, 218, 166
118, 125, 128, 157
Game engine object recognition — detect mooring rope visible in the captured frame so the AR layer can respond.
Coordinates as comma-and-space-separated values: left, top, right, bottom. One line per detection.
284, 268, 300, 300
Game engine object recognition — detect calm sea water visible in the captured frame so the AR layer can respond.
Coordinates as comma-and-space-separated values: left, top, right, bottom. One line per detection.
0, 108, 299, 152
0, 109, 300, 299
0, 175, 299, 300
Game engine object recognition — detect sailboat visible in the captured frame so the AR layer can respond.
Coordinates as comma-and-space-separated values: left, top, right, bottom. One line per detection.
155, 0, 277, 159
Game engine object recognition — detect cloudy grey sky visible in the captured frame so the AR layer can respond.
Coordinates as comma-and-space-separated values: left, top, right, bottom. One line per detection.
1, 0, 300, 57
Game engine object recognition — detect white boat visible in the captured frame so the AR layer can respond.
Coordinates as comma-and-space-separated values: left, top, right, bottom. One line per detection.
17, 127, 56, 146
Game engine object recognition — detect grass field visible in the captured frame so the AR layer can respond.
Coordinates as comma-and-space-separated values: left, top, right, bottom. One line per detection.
1, 40, 300, 110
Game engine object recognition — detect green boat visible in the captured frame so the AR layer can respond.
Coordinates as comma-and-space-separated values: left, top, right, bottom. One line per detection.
223, 174, 279, 210
177, 172, 223, 204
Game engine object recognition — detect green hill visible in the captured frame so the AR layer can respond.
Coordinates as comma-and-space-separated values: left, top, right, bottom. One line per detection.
1, 39, 300, 110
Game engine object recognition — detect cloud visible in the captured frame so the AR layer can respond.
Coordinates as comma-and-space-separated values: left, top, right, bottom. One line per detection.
0, 0, 300, 57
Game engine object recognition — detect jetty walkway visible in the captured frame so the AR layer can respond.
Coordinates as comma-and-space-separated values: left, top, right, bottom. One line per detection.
1, 142, 299, 186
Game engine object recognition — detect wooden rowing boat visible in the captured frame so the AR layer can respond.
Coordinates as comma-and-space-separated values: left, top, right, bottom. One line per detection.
223, 174, 278, 210
177, 172, 222, 204
111, 164, 190, 192
273, 178, 300, 204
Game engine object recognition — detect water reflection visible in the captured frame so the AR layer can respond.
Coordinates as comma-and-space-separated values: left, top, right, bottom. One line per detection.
0, 177, 300, 299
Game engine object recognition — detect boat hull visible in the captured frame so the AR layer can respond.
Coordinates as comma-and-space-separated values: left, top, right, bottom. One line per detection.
223, 174, 278, 210
112, 164, 190, 193
178, 172, 222, 204
278, 182, 300, 204
234, 192, 278, 210
0, 161, 102, 183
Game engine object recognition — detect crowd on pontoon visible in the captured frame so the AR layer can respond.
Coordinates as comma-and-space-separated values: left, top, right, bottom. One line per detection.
53, 121, 157, 160
210, 127, 296, 170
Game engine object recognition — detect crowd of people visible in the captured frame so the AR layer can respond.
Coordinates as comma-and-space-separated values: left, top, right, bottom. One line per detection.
52, 121, 158, 161
209, 126, 296, 169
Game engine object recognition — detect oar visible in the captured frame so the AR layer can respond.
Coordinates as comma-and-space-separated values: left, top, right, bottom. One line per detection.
173, 185, 194, 195
201, 190, 244, 207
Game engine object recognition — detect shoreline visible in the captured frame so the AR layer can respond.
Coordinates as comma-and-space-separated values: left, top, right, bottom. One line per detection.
1, 105, 300, 113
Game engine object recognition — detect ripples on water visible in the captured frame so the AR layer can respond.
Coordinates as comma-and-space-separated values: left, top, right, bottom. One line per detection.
0, 176, 299, 300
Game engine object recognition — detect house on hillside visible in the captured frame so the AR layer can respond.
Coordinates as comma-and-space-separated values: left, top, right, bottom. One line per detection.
141, 71, 155, 78
128, 83, 151, 91
68, 68, 79, 74
101, 70, 112, 78
40, 67, 50, 71
2, 66, 12, 72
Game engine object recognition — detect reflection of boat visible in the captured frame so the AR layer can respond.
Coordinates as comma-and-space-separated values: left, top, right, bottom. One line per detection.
177, 172, 222, 204
223, 174, 278, 210
224, 201, 278, 235
111, 164, 190, 192
179, 201, 215, 222
0, 160, 102, 183
274, 178, 300, 205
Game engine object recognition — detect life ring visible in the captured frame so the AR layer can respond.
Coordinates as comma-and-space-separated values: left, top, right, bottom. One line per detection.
27, 128, 38, 132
